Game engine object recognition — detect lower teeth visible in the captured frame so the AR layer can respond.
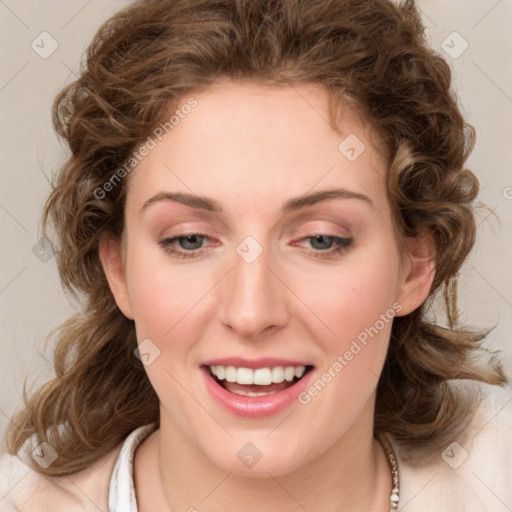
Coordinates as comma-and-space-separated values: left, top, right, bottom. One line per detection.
230, 389, 278, 397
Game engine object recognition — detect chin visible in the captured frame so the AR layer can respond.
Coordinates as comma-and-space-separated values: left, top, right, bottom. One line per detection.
198, 431, 317, 478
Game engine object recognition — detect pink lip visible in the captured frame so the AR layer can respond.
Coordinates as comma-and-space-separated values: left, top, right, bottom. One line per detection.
200, 365, 315, 419
201, 357, 310, 369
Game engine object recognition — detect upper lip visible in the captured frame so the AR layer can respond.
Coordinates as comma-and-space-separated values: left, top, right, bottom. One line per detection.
201, 357, 312, 369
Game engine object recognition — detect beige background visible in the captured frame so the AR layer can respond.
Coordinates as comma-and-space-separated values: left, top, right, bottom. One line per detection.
1, 0, 511, 438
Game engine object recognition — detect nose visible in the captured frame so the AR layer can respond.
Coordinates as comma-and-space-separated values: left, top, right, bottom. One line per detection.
218, 240, 289, 339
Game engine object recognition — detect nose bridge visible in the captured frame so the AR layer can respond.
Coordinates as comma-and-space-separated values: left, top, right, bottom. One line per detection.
219, 236, 288, 338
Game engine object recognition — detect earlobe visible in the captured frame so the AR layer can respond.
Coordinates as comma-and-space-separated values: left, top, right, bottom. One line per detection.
395, 233, 436, 317
99, 235, 134, 319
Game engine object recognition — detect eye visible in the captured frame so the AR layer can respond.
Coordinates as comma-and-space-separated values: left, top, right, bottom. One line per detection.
159, 233, 212, 259
158, 233, 353, 260
296, 235, 353, 259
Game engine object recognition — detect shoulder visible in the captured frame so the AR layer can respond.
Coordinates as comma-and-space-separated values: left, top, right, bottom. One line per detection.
391, 382, 512, 512
0, 441, 121, 511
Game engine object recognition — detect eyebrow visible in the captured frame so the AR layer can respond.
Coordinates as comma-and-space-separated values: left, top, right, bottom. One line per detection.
140, 188, 373, 214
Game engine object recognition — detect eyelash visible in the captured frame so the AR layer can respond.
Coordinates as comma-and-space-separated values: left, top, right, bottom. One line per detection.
158, 233, 353, 260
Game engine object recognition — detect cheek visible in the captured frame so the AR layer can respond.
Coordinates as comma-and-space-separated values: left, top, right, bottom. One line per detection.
295, 276, 398, 433
123, 242, 210, 346
292, 242, 401, 412
295, 248, 401, 345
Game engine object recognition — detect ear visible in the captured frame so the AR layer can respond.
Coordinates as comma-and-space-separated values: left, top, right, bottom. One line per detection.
395, 232, 436, 316
99, 235, 134, 320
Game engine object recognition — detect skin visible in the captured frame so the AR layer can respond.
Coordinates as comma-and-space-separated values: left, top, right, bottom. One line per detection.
100, 79, 435, 511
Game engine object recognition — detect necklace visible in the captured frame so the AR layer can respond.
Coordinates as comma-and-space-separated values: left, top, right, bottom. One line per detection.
376, 432, 400, 511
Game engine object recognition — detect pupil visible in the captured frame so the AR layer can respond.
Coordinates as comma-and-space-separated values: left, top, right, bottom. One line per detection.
180, 235, 204, 250
311, 235, 333, 250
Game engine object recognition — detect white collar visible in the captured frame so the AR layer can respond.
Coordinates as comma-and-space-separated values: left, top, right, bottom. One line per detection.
108, 424, 157, 512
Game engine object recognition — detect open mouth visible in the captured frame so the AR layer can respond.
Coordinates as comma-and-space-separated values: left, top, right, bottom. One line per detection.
203, 364, 315, 397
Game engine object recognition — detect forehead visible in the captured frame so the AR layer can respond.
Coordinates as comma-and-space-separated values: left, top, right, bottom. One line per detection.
126, 80, 389, 214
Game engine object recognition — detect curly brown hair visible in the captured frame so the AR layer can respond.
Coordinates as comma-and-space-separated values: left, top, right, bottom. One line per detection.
6, 0, 506, 476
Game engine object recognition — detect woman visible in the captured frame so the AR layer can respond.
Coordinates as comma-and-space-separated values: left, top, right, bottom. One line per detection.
1, 0, 510, 510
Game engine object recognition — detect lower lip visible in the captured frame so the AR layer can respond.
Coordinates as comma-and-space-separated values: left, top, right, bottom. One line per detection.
201, 366, 315, 418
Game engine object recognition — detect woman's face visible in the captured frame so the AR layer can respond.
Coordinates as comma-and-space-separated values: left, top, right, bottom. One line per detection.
101, 80, 433, 476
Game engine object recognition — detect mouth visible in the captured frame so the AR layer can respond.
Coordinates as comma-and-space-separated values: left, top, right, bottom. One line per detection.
202, 363, 315, 397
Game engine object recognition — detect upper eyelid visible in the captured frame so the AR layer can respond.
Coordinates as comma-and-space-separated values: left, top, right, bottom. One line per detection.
149, 205, 357, 230
159, 218, 352, 237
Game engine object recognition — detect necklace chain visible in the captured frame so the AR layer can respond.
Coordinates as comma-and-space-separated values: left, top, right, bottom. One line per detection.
376, 432, 400, 511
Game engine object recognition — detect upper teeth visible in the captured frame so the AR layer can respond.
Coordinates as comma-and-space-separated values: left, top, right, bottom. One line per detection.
209, 365, 306, 385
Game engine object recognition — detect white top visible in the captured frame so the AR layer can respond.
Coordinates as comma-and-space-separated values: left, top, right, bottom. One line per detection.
1, 382, 511, 511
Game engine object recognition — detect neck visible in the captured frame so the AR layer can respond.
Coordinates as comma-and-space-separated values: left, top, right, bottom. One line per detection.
134, 400, 392, 512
